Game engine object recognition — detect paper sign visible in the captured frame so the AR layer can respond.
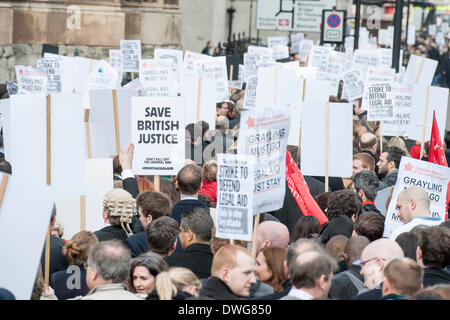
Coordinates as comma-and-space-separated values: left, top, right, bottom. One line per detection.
382, 83, 413, 136
271, 45, 290, 60
243, 76, 258, 110
267, 36, 289, 48
308, 46, 331, 76
109, 49, 122, 73
301, 102, 353, 177
87, 60, 119, 90
402, 54, 438, 85
238, 108, 291, 214
290, 33, 304, 53
374, 186, 394, 217
139, 59, 177, 97
215, 154, 256, 241
183, 51, 211, 73
428, 24, 436, 36
366, 83, 394, 121
131, 97, 185, 175
343, 69, 365, 101
37, 58, 62, 93
384, 157, 449, 238
154, 48, 183, 74
15, 66, 47, 94
299, 39, 314, 63
123, 78, 146, 96
231, 64, 244, 89
407, 25, 416, 45
120, 40, 141, 72
196, 57, 229, 102
6, 81, 18, 96
407, 85, 448, 142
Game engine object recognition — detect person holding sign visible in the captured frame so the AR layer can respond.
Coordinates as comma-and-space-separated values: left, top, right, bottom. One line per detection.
377, 146, 405, 190
389, 187, 443, 241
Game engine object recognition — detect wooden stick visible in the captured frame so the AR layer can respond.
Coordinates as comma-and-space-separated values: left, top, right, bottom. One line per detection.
229, 64, 233, 93
379, 121, 383, 155
251, 214, 260, 259
112, 89, 121, 154
86, 123, 93, 159
420, 86, 431, 159
46, 95, 51, 186
325, 102, 330, 192
131, 72, 135, 81
154, 175, 160, 192
298, 79, 307, 147
415, 56, 425, 84
0, 174, 9, 208
44, 226, 51, 286
80, 195, 86, 231
230, 239, 235, 246
196, 76, 202, 122
84, 108, 90, 123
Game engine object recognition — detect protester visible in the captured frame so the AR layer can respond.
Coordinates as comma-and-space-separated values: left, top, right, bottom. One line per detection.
353, 212, 385, 242
290, 215, 322, 243
352, 170, 382, 217
124, 191, 172, 258
51, 220, 64, 240
165, 207, 214, 279
377, 146, 405, 190
255, 246, 288, 293
325, 235, 348, 274
127, 252, 169, 297
147, 267, 201, 300
394, 232, 419, 260
352, 153, 376, 175
381, 258, 423, 300
410, 284, 450, 300
200, 245, 256, 300
159, 179, 180, 207
198, 160, 218, 206
255, 221, 290, 254
50, 231, 98, 300
146, 216, 179, 257
358, 132, 378, 164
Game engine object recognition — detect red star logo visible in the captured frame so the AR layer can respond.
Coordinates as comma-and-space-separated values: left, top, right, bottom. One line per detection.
404, 163, 413, 171
246, 117, 255, 128
19, 70, 23, 74
142, 63, 147, 68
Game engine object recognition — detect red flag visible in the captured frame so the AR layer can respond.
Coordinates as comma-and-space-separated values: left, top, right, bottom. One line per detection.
285, 150, 328, 226
428, 111, 449, 220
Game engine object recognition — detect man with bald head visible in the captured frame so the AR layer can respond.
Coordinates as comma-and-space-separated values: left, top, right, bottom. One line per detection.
255, 221, 290, 255
281, 250, 337, 300
359, 132, 378, 158
389, 186, 443, 241
352, 238, 404, 300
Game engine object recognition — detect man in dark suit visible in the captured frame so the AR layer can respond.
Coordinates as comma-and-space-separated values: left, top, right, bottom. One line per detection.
124, 191, 172, 258
171, 164, 209, 224
165, 207, 214, 279
352, 170, 384, 219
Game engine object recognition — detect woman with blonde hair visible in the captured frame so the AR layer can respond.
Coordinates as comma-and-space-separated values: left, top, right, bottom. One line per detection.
147, 267, 201, 300
388, 136, 410, 157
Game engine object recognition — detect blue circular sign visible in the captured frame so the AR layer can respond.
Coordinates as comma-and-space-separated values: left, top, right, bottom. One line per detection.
327, 14, 341, 28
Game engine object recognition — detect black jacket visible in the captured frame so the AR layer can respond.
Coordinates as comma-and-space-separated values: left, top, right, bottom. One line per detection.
351, 288, 382, 300
363, 203, 385, 220
94, 225, 128, 242
254, 279, 291, 300
171, 199, 209, 225
199, 276, 241, 300
50, 264, 89, 300
329, 264, 363, 300
164, 243, 213, 280
423, 268, 450, 288
40, 235, 68, 276
124, 231, 148, 258
146, 289, 193, 300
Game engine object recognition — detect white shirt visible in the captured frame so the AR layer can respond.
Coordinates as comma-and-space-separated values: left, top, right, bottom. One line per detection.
286, 288, 314, 300
389, 216, 443, 240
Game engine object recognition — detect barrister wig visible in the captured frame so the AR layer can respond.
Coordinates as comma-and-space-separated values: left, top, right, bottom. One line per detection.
103, 188, 136, 237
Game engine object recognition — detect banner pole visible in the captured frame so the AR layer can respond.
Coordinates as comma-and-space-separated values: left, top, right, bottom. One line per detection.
154, 175, 160, 192
80, 195, 86, 231
0, 174, 9, 208
46, 94, 51, 186
251, 214, 260, 259
229, 64, 233, 94
44, 226, 51, 286
325, 102, 330, 192
420, 86, 430, 159
196, 76, 202, 122
112, 89, 121, 155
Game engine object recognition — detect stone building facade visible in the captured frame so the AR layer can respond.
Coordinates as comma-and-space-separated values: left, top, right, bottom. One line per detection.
0, 0, 182, 83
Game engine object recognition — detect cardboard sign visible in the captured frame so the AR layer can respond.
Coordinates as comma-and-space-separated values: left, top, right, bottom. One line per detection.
307, 46, 331, 75
374, 186, 394, 217
366, 83, 394, 121
196, 57, 229, 102
238, 107, 291, 214
123, 78, 147, 96
428, 24, 436, 36
215, 154, 256, 241
139, 59, 177, 97
271, 45, 290, 60
183, 51, 211, 73
402, 54, 438, 85
322, 51, 345, 96
131, 97, 185, 175
267, 36, 289, 48
154, 48, 184, 74
352, 49, 380, 79
109, 49, 122, 73
407, 25, 416, 45
37, 58, 62, 93
342, 69, 365, 101
120, 40, 141, 72
382, 83, 413, 136
299, 39, 314, 63
384, 157, 449, 238
87, 60, 119, 90
243, 76, 258, 110
301, 102, 353, 177
290, 33, 304, 53
15, 66, 47, 94
407, 85, 448, 142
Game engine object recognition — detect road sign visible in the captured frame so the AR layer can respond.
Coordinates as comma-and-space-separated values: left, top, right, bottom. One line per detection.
321, 9, 346, 44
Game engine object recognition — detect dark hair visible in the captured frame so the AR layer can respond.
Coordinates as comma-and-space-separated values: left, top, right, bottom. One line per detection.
177, 164, 202, 195
290, 216, 322, 243
315, 192, 332, 214
418, 226, 450, 269
127, 252, 169, 293
384, 146, 406, 169
159, 179, 180, 206
395, 232, 419, 260
354, 212, 384, 242
198, 194, 213, 208
353, 170, 379, 201
289, 252, 337, 289
113, 155, 122, 175
136, 191, 172, 219
318, 215, 354, 245
444, 130, 450, 149
146, 217, 179, 255
181, 207, 213, 242
326, 189, 363, 220
0, 159, 11, 174
259, 246, 288, 293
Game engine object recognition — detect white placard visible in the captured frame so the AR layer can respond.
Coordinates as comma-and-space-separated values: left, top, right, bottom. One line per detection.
183, 51, 211, 73
374, 186, 394, 217
402, 54, 438, 85
290, 33, 304, 53
120, 40, 141, 73
195, 57, 229, 102
407, 25, 416, 45
123, 78, 146, 96
366, 83, 394, 121
238, 108, 291, 214
154, 48, 183, 74
87, 60, 119, 91
139, 59, 177, 97
407, 85, 448, 142
384, 157, 449, 239
322, 51, 345, 96
308, 46, 331, 77
15, 66, 47, 94
428, 24, 436, 36
382, 83, 413, 136
361, 67, 396, 111
131, 97, 185, 176
301, 102, 352, 177
109, 49, 122, 73
299, 39, 314, 63
231, 64, 244, 90
89, 89, 138, 156
343, 69, 365, 101
0, 174, 55, 300
215, 154, 256, 241
271, 45, 290, 60
243, 76, 258, 110
37, 58, 62, 93
267, 36, 289, 47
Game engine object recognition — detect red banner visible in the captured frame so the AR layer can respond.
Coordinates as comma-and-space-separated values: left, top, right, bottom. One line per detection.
285, 151, 328, 226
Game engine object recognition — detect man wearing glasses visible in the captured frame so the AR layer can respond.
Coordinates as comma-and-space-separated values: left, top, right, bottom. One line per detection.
351, 238, 404, 300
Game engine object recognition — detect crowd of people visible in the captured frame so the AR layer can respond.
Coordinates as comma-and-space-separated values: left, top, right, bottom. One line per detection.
1, 23, 450, 303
